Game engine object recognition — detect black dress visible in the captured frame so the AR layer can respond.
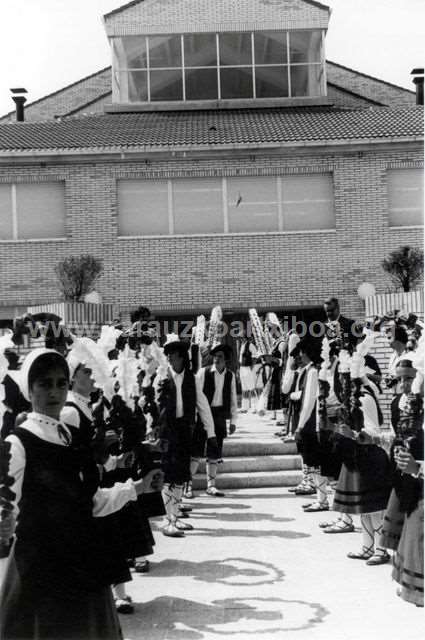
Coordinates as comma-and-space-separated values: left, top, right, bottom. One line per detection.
0, 428, 122, 640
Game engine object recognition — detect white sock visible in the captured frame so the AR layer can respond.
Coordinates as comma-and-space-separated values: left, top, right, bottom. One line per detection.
340, 513, 353, 526
113, 583, 128, 600
190, 457, 200, 478
360, 514, 375, 554
315, 474, 328, 505
206, 460, 218, 489
241, 396, 249, 411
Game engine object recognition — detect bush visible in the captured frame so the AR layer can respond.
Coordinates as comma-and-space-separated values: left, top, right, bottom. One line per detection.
381, 245, 424, 292
54, 254, 103, 301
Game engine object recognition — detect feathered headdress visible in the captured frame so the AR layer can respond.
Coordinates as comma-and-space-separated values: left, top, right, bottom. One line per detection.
97, 325, 122, 358
318, 337, 331, 382
115, 345, 139, 407
67, 337, 115, 400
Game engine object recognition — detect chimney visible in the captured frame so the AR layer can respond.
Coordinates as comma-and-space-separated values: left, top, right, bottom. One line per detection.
411, 69, 424, 106
10, 87, 28, 122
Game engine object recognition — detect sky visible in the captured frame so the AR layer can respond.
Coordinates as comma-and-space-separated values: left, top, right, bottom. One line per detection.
1, 0, 423, 116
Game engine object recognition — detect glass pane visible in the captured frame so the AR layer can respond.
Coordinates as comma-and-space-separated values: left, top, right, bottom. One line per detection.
148, 35, 181, 68
173, 178, 223, 234
290, 64, 322, 97
388, 169, 424, 226
255, 66, 289, 98
219, 33, 252, 66
185, 68, 218, 100
289, 30, 322, 63
0, 184, 13, 240
220, 68, 253, 99
118, 180, 169, 236
127, 71, 148, 101
254, 31, 287, 64
227, 177, 279, 233
16, 182, 66, 239
184, 34, 217, 67
150, 69, 183, 101
282, 175, 334, 231
114, 36, 147, 69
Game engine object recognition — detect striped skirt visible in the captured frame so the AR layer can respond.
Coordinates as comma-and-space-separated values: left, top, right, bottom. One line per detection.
333, 445, 392, 515
380, 489, 405, 551
392, 499, 424, 607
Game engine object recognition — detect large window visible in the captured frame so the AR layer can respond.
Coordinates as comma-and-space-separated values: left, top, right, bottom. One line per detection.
387, 169, 424, 227
112, 30, 325, 103
0, 182, 66, 241
118, 174, 334, 236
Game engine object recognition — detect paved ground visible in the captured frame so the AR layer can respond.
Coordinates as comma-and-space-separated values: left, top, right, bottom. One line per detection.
121, 414, 424, 640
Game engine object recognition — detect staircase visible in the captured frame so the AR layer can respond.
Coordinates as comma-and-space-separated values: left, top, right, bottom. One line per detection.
192, 413, 302, 490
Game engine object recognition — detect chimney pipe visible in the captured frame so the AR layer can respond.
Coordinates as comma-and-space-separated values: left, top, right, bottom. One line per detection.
10, 88, 28, 122
411, 68, 424, 106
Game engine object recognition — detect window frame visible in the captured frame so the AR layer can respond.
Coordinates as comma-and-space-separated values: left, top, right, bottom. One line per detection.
117, 173, 336, 239
386, 167, 424, 229
113, 29, 326, 104
0, 180, 67, 243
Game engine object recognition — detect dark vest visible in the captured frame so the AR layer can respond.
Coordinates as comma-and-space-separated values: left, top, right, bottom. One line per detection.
203, 366, 233, 418
240, 342, 253, 367
65, 400, 95, 448
12, 428, 107, 596
163, 369, 197, 427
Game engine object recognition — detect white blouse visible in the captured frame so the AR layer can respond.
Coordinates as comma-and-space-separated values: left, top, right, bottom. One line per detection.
4, 412, 137, 522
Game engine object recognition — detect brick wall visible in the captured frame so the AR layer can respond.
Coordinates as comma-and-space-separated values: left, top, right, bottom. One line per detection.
104, 0, 330, 36
326, 63, 416, 109
0, 145, 422, 322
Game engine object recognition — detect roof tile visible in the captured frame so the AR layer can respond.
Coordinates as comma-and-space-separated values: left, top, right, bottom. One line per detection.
0, 106, 422, 153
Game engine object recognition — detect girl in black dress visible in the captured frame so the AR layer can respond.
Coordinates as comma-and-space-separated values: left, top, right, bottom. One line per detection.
0, 348, 144, 640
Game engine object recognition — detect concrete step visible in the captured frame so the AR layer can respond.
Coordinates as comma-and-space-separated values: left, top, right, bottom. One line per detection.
192, 469, 302, 490
198, 455, 301, 474
223, 438, 297, 457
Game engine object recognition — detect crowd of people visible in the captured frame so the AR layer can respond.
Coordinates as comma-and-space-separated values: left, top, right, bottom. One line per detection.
0, 297, 423, 639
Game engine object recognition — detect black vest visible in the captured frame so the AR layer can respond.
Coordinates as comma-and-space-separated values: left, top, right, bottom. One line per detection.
162, 369, 197, 427
240, 342, 253, 367
203, 366, 233, 418
65, 400, 95, 448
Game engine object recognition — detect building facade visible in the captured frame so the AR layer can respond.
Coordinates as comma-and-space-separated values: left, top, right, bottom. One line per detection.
0, 0, 423, 328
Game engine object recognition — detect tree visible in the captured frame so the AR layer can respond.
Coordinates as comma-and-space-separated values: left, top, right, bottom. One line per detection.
381, 245, 424, 292
54, 254, 103, 301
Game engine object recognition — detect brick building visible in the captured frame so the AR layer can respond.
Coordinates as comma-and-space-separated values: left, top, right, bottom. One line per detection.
0, 0, 423, 332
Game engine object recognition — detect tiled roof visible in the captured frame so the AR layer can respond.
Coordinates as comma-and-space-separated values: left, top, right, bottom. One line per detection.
0, 106, 422, 154
103, 0, 330, 20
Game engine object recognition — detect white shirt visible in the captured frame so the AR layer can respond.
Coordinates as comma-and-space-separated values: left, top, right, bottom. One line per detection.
296, 364, 318, 432
61, 390, 93, 428
196, 365, 238, 425
4, 412, 137, 524
157, 368, 215, 438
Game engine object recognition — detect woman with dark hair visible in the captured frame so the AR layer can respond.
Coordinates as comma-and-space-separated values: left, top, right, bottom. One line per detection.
0, 348, 145, 639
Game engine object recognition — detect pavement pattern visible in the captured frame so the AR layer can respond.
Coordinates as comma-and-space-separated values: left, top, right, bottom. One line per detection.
121, 414, 424, 640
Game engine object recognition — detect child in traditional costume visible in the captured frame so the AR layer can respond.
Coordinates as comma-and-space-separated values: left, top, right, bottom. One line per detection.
238, 337, 257, 413
0, 348, 145, 639
332, 343, 393, 565
191, 343, 237, 497
380, 357, 423, 606
155, 336, 217, 537
290, 337, 328, 510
